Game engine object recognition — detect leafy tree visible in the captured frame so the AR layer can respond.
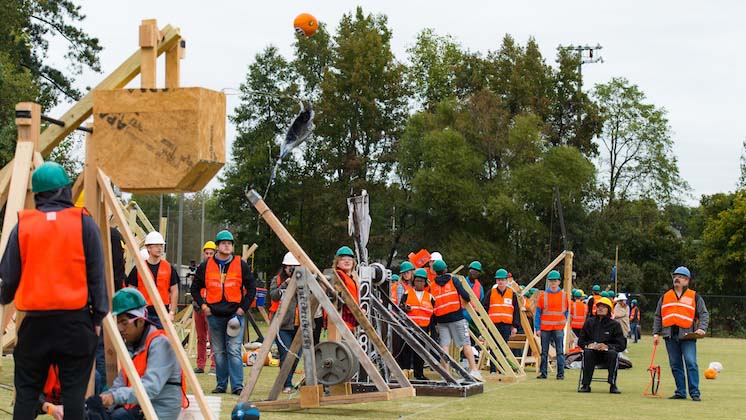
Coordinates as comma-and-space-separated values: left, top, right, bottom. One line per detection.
406, 29, 465, 111
593, 77, 688, 206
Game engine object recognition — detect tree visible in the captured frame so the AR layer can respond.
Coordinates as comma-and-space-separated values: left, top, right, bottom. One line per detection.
738, 139, 746, 189
593, 77, 688, 206
406, 29, 465, 111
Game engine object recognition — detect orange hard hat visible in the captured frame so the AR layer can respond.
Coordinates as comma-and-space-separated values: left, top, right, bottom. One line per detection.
294, 13, 318, 37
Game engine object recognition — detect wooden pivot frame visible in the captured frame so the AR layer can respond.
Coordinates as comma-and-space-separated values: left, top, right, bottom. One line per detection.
238, 190, 414, 410
452, 275, 525, 381
518, 251, 574, 352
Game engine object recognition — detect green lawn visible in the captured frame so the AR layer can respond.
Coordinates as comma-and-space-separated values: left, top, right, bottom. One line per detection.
1, 336, 742, 419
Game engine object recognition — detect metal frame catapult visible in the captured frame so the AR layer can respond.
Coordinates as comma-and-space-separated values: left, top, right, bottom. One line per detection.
0, 19, 225, 420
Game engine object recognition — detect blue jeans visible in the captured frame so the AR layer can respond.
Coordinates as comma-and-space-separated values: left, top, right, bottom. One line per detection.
207, 314, 245, 391
540, 329, 565, 377
490, 323, 512, 373
664, 337, 700, 397
277, 328, 300, 388
629, 321, 639, 343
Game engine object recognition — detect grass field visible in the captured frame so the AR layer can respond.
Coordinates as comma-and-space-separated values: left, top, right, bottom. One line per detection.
0, 336, 742, 419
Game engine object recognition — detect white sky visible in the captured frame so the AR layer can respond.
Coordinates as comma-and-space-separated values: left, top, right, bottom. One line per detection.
51, 1, 746, 204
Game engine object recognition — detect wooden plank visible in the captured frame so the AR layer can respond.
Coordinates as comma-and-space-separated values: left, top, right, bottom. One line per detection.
520, 251, 567, 296
15, 103, 41, 148
139, 19, 158, 88
103, 314, 157, 419
257, 306, 270, 324
99, 169, 215, 420
165, 38, 182, 89
563, 251, 574, 351
98, 188, 119, 386
299, 385, 323, 408
71, 170, 85, 205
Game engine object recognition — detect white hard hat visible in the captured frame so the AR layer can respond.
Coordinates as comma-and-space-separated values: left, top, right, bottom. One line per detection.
139, 248, 149, 260
282, 252, 300, 266
144, 231, 165, 245
430, 252, 443, 262
615, 293, 627, 301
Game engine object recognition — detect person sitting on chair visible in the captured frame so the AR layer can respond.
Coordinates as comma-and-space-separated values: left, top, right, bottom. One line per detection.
578, 297, 627, 394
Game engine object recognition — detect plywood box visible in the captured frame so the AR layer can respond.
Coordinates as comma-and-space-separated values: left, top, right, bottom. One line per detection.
92, 88, 226, 193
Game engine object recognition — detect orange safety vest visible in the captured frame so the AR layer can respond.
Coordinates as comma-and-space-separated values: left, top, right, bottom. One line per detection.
661, 289, 696, 329
488, 286, 514, 324
405, 290, 433, 327
538, 290, 568, 331
205, 257, 243, 304
590, 294, 602, 316
43, 365, 61, 405
629, 306, 640, 322
430, 276, 461, 317
337, 270, 359, 330
390, 281, 412, 305
137, 260, 172, 306
269, 274, 283, 314
122, 329, 188, 409
571, 300, 587, 329
16, 207, 88, 311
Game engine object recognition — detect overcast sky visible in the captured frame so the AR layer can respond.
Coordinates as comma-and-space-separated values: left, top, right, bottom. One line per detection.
52, 1, 746, 204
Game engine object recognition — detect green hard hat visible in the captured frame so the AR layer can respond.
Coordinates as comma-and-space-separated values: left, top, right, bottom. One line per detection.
494, 268, 508, 279
468, 261, 482, 272
432, 259, 447, 272
336, 246, 355, 257
573, 290, 582, 298
547, 270, 561, 281
31, 162, 71, 193
391, 274, 400, 281
215, 230, 234, 243
399, 261, 415, 273
592, 285, 601, 292
414, 268, 428, 279
111, 288, 147, 316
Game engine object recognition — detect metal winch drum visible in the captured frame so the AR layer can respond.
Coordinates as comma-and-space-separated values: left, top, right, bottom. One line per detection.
314, 341, 359, 385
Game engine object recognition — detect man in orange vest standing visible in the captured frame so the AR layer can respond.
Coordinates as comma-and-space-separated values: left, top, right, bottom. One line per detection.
481, 268, 519, 375
193, 241, 217, 374
0, 162, 107, 420
570, 290, 588, 337
101, 289, 185, 419
430, 259, 483, 381
534, 270, 568, 380
653, 266, 708, 401
400, 269, 435, 380
190, 230, 256, 395
125, 231, 179, 329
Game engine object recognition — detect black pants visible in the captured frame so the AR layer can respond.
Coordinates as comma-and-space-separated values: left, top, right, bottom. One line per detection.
581, 348, 619, 386
400, 325, 427, 377
14, 311, 98, 420
490, 323, 512, 373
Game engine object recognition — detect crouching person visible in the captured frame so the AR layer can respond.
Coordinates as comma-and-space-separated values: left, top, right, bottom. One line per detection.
577, 297, 626, 394
100, 289, 186, 420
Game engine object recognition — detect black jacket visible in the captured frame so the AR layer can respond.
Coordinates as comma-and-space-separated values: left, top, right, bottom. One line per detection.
578, 314, 627, 352
0, 187, 109, 326
190, 255, 256, 317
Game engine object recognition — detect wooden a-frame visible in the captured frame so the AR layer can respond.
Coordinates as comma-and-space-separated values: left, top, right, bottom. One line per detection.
237, 190, 414, 410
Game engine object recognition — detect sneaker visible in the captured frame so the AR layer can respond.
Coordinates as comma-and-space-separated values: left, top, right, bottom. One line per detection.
556, 375, 564, 380
231, 388, 243, 396
669, 394, 686, 400
469, 370, 484, 381
691, 395, 701, 402
211, 387, 226, 394
578, 385, 591, 393
609, 384, 621, 394
208, 369, 216, 375
193, 367, 205, 374
537, 374, 547, 379
414, 374, 429, 381
282, 387, 294, 394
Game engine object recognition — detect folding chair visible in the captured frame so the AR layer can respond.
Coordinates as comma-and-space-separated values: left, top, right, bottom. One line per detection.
577, 350, 621, 391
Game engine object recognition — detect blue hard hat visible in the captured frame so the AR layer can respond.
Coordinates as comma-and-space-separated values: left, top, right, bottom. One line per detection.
672, 266, 691, 278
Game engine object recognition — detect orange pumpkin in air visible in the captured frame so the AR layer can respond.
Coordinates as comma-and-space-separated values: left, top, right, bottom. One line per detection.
294, 13, 318, 37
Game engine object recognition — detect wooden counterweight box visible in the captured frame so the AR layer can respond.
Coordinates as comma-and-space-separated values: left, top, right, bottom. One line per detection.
92, 87, 226, 193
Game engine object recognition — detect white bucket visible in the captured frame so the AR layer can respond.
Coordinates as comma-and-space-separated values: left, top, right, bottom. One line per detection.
177, 395, 222, 420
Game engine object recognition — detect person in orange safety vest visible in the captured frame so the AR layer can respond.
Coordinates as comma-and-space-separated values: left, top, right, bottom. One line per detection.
481, 268, 520, 374
400, 269, 435, 380
653, 266, 709, 401
534, 270, 568, 380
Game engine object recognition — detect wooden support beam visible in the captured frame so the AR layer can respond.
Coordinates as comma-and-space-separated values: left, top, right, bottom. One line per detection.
165, 37, 184, 88
99, 169, 215, 420
520, 251, 567, 296
139, 19, 159, 89
563, 251, 574, 351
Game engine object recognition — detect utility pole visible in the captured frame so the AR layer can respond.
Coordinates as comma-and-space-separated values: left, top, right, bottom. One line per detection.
560, 44, 604, 126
